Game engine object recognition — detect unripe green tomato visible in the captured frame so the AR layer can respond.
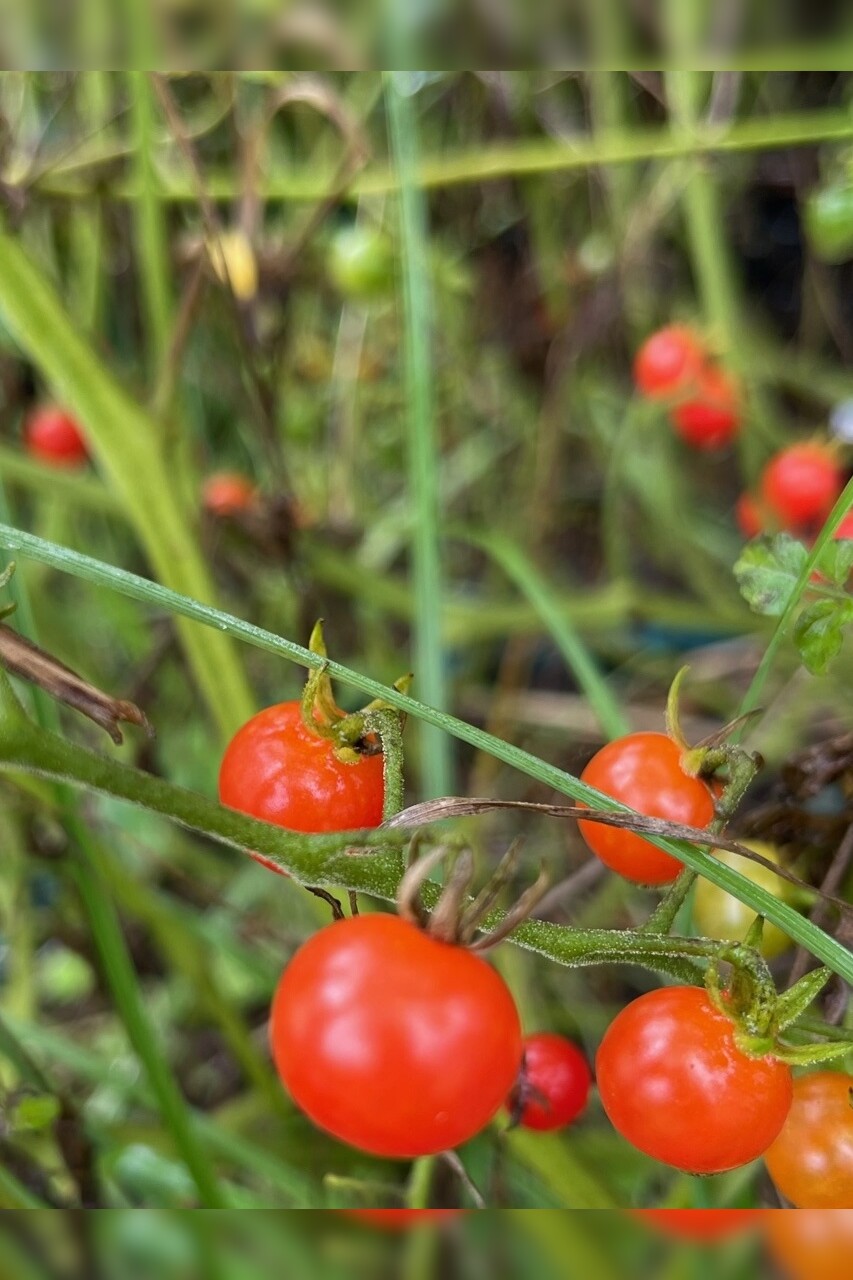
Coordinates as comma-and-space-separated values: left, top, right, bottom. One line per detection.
693, 841, 794, 959
804, 183, 853, 263
328, 224, 394, 299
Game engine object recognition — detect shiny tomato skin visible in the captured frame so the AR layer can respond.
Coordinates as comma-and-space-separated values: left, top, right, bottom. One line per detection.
765, 1210, 853, 1280
578, 733, 714, 885
23, 407, 88, 467
345, 1210, 463, 1230
671, 366, 740, 450
631, 1209, 766, 1240
736, 493, 764, 539
270, 914, 523, 1158
634, 326, 705, 399
764, 1072, 853, 1208
202, 471, 258, 517
511, 1033, 592, 1131
761, 444, 844, 531
596, 986, 793, 1174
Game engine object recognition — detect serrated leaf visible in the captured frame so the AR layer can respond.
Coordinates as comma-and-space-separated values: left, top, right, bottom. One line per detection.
793, 598, 853, 674
734, 535, 808, 616
13, 1094, 61, 1131
818, 536, 853, 586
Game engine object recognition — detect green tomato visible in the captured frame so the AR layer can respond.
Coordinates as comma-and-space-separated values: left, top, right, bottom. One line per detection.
328, 224, 394, 299
804, 183, 853, 263
693, 841, 794, 959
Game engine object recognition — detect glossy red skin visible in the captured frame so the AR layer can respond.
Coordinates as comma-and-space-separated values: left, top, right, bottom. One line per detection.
736, 493, 764, 539
764, 1072, 853, 1208
578, 732, 714, 885
511, 1033, 591, 1131
270, 914, 523, 1158
202, 471, 257, 517
23, 407, 88, 467
761, 444, 844, 530
596, 986, 793, 1174
634, 326, 705, 399
631, 1210, 766, 1240
671, 367, 740, 450
345, 1210, 463, 1230
219, 701, 384, 875
765, 1210, 853, 1280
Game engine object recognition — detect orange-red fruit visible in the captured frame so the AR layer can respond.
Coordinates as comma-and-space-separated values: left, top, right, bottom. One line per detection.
23, 406, 88, 467
736, 493, 764, 539
578, 732, 715, 885
764, 1072, 853, 1208
671, 366, 740, 450
761, 444, 844, 531
202, 472, 258, 517
765, 1210, 853, 1280
634, 326, 706, 399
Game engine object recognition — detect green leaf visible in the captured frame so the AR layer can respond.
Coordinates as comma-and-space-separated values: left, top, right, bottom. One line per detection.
775, 968, 833, 1032
793, 598, 853, 674
12, 1094, 61, 1131
816, 536, 853, 586
734, 535, 808, 616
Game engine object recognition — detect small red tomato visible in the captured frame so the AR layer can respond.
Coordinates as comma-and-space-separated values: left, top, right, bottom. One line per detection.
23, 406, 88, 468
270, 914, 523, 1158
344, 1210, 463, 1230
219, 701, 384, 875
765, 1210, 853, 1280
671, 366, 740, 450
596, 986, 792, 1174
202, 471, 258, 517
631, 1209, 766, 1241
509, 1033, 591, 1131
578, 732, 715, 885
633, 326, 706, 400
764, 1072, 853, 1208
736, 493, 764, 539
761, 444, 844, 531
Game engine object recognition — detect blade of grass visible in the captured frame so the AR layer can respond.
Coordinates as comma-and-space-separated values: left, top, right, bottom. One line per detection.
386, 72, 451, 797
128, 70, 173, 375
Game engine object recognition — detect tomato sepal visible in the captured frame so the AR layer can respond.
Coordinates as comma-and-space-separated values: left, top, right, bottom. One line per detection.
775, 968, 833, 1032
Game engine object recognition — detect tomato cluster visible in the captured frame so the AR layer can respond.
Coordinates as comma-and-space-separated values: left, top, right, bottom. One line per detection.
737, 441, 845, 541
633, 326, 740, 451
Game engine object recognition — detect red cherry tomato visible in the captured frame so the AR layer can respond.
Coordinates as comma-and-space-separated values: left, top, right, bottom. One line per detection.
761, 444, 844, 531
578, 732, 715, 885
202, 472, 258, 517
596, 986, 793, 1174
736, 493, 764, 539
219, 700, 384, 875
764, 1072, 853, 1208
509, 1033, 591, 1132
765, 1210, 853, 1280
270, 914, 522, 1158
344, 1210, 463, 1230
670, 366, 740, 450
631, 1209, 766, 1241
23, 406, 88, 468
633, 326, 706, 399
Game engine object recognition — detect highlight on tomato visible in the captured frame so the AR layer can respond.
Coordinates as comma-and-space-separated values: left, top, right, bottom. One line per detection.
23, 405, 88, 468
578, 731, 715, 885
508, 1032, 592, 1131
270, 913, 522, 1158
764, 1071, 853, 1208
633, 325, 706, 400
596, 986, 793, 1174
631, 1209, 767, 1241
692, 842, 795, 959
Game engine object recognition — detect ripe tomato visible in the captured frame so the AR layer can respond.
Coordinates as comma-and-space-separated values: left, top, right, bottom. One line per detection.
578, 732, 715, 885
761, 444, 844, 531
764, 1072, 853, 1208
596, 986, 792, 1174
328, 224, 394, 299
202, 472, 258, 518
633, 326, 705, 400
671, 366, 740, 450
736, 493, 764, 539
692, 842, 794, 959
765, 1210, 853, 1280
270, 914, 522, 1158
219, 701, 384, 874
344, 1210, 463, 1230
631, 1209, 766, 1241
509, 1033, 591, 1131
23, 406, 88, 467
